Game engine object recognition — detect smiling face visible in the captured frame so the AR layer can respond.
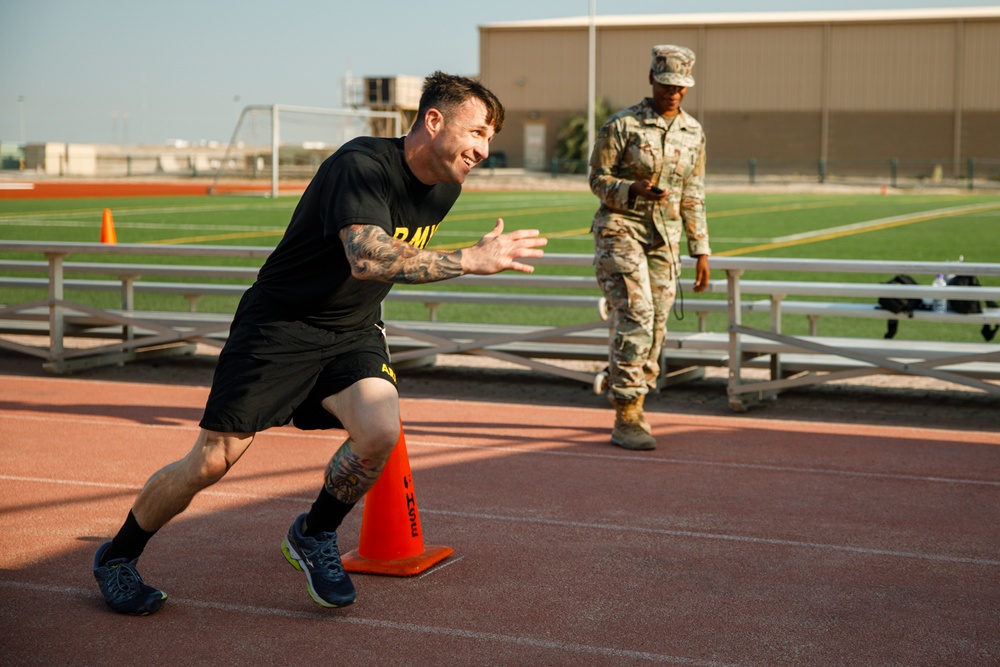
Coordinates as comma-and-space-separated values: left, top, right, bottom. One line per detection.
648, 73, 687, 118
426, 97, 495, 185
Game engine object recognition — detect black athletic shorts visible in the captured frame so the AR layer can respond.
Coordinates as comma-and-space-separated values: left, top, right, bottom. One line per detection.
199, 285, 396, 433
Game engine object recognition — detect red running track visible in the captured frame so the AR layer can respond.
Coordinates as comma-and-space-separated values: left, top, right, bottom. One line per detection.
1, 373, 998, 665
0, 180, 307, 200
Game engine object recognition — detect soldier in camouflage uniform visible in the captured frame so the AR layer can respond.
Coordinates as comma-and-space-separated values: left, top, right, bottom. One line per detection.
589, 45, 711, 450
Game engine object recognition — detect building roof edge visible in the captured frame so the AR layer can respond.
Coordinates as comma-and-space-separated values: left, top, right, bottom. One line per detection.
479, 6, 1000, 30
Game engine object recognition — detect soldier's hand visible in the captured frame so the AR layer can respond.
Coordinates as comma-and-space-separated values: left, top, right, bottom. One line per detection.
461, 218, 547, 275
630, 180, 668, 201
693, 254, 710, 293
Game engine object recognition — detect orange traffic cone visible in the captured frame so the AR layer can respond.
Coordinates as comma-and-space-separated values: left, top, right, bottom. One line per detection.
100, 208, 117, 244
341, 424, 453, 576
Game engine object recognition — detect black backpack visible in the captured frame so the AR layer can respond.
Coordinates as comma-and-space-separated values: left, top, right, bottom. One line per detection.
878, 274, 924, 339
879, 274, 923, 315
946, 275, 999, 341
947, 275, 992, 314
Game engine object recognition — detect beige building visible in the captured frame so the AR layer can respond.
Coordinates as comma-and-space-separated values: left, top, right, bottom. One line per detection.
478, 7, 1000, 179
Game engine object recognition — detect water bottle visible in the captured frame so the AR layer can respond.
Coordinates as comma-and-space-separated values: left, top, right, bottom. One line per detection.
931, 273, 947, 313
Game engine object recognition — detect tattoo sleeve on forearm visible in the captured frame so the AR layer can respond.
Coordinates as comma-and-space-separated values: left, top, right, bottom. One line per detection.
324, 439, 386, 504
342, 224, 463, 284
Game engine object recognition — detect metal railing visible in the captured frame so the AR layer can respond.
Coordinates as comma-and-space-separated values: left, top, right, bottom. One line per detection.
2, 243, 998, 404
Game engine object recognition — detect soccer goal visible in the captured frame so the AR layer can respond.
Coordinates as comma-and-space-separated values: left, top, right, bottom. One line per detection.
209, 104, 405, 197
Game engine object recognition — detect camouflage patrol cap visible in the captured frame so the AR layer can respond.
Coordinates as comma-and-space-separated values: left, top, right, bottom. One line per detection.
651, 45, 695, 87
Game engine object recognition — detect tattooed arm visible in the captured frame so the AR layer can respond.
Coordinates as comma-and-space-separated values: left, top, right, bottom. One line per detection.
341, 218, 547, 284
341, 224, 463, 284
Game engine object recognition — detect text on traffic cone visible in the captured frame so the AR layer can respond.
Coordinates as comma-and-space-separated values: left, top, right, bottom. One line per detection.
100, 208, 117, 244
341, 424, 453, 576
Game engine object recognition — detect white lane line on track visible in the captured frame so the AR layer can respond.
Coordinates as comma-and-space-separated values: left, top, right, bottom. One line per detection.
426, 509, 1000, 568
3, 474, 998, 568
0, 580, 736, 666
401, 438, 1000, 488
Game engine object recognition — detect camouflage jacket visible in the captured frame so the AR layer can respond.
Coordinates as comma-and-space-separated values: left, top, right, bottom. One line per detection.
589, 99, 710, 256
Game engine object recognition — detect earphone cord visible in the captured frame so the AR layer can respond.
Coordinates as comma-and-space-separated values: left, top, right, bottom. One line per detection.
670, 253, 685, 321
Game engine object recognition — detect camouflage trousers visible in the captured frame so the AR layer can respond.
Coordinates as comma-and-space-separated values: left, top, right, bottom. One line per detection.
593, 221, 681, 400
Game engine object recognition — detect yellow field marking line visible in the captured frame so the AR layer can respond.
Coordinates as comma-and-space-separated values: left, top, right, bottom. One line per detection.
149, 230, 284, 244
431, 240, 474, 250
718, 202, 1000, 256
145, 204, 595, 246
431, 225, 596, 250
420, 205, 593, 249
444, 203, 593, 223
709, 199, 857, 219
502, 200, 866, 246
547, 228, 592, 238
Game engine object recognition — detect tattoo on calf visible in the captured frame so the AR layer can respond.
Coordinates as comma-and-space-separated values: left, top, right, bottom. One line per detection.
324, 439, 386, 504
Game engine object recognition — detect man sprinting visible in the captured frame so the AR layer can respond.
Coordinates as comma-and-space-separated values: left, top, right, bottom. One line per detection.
93, 72, 546, 614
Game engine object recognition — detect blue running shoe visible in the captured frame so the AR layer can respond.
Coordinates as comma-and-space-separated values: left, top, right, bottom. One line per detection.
93, 542, 167, 615
281, 513, 356, 608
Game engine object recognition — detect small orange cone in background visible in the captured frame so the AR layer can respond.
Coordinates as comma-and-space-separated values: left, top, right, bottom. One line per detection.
342, 424, 454, 576
100, 208, 117, 244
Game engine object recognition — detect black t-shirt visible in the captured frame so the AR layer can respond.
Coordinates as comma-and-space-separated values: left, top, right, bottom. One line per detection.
255, 136, 461, 330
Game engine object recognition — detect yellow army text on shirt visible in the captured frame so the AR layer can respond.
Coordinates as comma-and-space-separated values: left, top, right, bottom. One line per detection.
589, 98, 711, 257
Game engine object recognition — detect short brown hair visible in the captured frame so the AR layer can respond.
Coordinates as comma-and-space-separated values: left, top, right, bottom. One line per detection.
417, 71, 505, 134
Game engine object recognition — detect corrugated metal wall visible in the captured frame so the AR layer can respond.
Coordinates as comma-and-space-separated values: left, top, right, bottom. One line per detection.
480, 28, 590, 111
704, 25, 825, 111
964, 21, 1000, 109
479, 13, 1000, 170
828, 22, 955, 111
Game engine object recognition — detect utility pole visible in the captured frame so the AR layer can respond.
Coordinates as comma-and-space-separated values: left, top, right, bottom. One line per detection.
587, 0, 596, 163
18, 96, 26, 144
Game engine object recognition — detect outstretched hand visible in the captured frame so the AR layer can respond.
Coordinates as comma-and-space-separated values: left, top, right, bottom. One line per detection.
462, 218, 547, 275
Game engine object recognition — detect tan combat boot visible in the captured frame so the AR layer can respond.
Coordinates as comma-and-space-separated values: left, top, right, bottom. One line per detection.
634, 394, 652, 434
610, 396, 656, 450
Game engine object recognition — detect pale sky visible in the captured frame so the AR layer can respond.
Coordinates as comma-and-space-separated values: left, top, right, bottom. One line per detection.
2, 0, 994, 145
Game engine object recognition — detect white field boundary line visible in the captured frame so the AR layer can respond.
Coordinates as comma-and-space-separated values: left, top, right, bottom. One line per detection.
710, 201, 1000, 245
766, 201, 1000, 244
3, 473, 998, 568
0, 581, 736, 666
3, 412, 998, 488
